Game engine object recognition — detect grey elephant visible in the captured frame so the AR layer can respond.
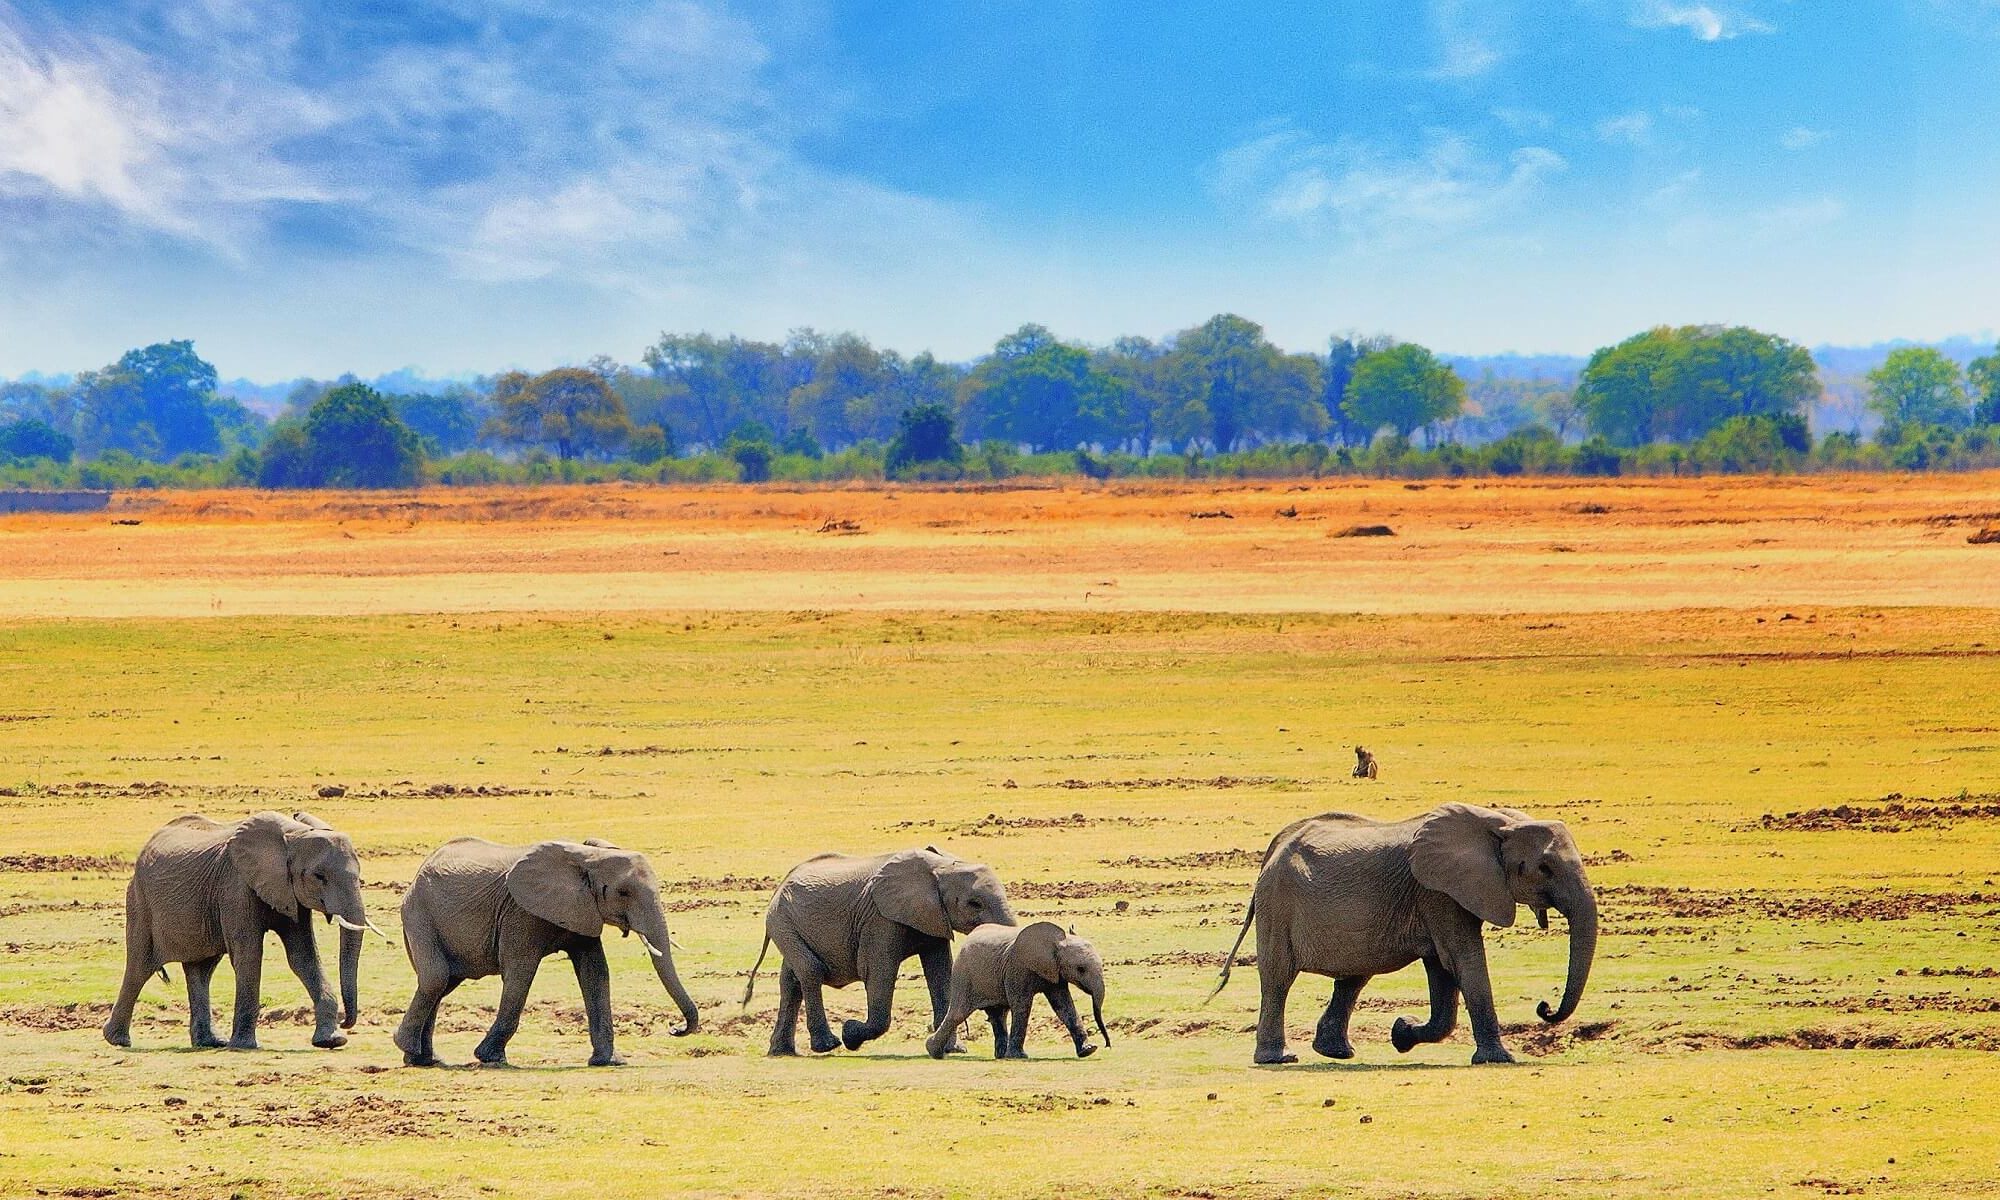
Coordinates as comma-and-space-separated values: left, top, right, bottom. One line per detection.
393, 837, 699, 1067
1214, 803, 1597, 1065
924, 921, 1111, 1060
104, 810, 382, 1051
743, 847, 1017, 1055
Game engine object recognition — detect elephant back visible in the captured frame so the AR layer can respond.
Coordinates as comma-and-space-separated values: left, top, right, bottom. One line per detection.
404, 838, 519, 975
767, 852, 882, 986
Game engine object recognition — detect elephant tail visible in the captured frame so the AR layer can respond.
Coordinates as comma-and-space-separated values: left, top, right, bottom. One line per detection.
1206, 897, 1256, 1003
740, 936, 772, 1009
156, 965, 170, 984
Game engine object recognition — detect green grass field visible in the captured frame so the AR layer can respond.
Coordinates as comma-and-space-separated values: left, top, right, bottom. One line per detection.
4, 606, 1999, 1198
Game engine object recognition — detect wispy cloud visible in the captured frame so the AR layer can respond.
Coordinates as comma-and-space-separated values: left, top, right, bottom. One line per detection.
1209, 125, 1565, 249
1427, 0, 1509, 78
1596, 111, 1655, 145
1780, 126, 1831, 150
1633, 2, 1775, 41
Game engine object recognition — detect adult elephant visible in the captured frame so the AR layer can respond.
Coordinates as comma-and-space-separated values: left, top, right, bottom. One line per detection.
103, 810, 382, 1051
1214, 803, 1597, 1065
392, 837, 699, 1067
743, 847, 1017, 1055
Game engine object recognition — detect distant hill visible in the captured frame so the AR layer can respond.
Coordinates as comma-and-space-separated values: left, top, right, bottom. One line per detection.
217, 369, 485, 419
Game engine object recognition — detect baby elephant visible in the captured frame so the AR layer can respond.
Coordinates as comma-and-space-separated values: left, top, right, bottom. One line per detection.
925, 922, 1110, 1060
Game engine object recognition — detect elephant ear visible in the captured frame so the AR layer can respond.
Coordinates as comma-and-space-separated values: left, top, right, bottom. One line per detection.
505, 842, 604, 937
867, 850, 950, 940
1411, 804, 1519, 928
228, 811, 300, 920
290, 810, 332, 830
581, 837, 619, 849
1002, 921, 1065, 985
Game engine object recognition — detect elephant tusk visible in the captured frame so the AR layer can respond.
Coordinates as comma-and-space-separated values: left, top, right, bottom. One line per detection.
670, 932, 685, 951
333, 915, 392, 941
637, 932, 666, 959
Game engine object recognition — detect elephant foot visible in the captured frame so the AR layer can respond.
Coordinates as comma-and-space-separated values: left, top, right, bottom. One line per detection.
1390, 1017, 1419, 1054
191, 1033, 226, 1049
587, 1053, 627, 1067
311, 1032, 348, 1049
923, 1037, 949, 1060
1253, 1048, 1298, 1065
1000, 1049, 1028, 1060
807, 1028, 843, 1054
1470, 1045, 1516, 1065
402, 1051, 439, 1068
839, 1020, 875, 1052
940, 1038, 969, 1055
1076, 1043, 1097, 1059
473, 1044, 509, 1066
766, 1044, 800, 1058
226, 1037, 260, 1052
1311, 1031, 1354, 1060
102, 1024, 131, 1048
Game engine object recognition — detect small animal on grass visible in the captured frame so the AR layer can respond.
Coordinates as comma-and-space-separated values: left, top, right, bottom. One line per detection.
105, 810, 385, 1051
393, 837, 698, 1067
744, 847, 1017, 1055
1352, 746, 1378, 779
1213, 803, 1597, 1065
924, 921, 1110, 1059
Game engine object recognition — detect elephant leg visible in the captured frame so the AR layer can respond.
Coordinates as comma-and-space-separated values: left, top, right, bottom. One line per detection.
103, 883, 152, 1048
767, 962, 803, 1056
917, 940, 966, 1055
983, 1007, 1008, 1059
772, 933, 841, 1054
1445, 941, 1514, 1064
394, 972, 457, 1067
1252, 945, 1298, 1065
1312, 976, 1368, 1060
225, 931, 266, 1050
184, 955, 226, 1048
1002, 989, 1036, 1059
1392, 956, 1461, 1053
277, 920, 344, 1048
1047, 983, 1095, 1058
842, 962, 901, 1052
570, 941, 622, 1066
475, 957, 541, 1065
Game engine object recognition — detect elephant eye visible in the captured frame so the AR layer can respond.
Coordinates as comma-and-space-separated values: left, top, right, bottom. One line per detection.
313, 869, 326, 882
1539, 862, 1554, 878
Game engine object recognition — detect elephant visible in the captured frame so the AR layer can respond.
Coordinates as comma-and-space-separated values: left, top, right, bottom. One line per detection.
392, 837, 700, 1066
103, 810, 382, 1051
923, 921, 1111, 1060
1213, 803, 1597, 1065
743, 847, 1017, 1055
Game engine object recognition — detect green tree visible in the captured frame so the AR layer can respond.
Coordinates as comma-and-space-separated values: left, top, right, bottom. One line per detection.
1168, 314, 1323, 450
1971, 348, 2000, 426
1343, 343, 1466, 442
1577, 326, 1816, 446
488, 368, 634, 460
885, 402, 965, 479
1324, 334, 1393, 445
74, 340, 228, 461
390, 388, 479, 456
0, 417, 74, 462
285, 384, 424, 488
1866, 347, 1969, 438
960, 324, 1117, 452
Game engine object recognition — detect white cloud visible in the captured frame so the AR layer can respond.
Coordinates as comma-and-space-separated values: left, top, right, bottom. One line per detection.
1427, 0, 1509, 78
1210, 126, 1565, 249
1633, 2, 1775, 41
1596, 111, 1655, 144
1780, 126, 1831, 150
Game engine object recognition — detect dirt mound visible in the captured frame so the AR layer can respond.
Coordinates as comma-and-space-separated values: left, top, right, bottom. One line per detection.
0, 853, 126, 872
1333, 524, 1395, 537
1100, 849, 1262, 870
1603, 884, 1998, 922
1503, 1019, 1619, 1057
680, 873, 779, 892
1755, 791, 2000, 831
1, 1002, 112, 1031
547, 744, 742, 757
898, 812, 1167, 836
1047, 776, 1283, 791
1010, 877, 1225, 899
1663, 1026, 2000, 1052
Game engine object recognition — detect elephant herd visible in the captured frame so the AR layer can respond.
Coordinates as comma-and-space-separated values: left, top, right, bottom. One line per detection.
101, 803, 1597, 1068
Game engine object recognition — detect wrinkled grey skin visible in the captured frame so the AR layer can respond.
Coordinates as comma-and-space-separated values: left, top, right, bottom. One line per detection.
1215, 803, 1598, 1065
924, 921, 1111, 1060
103, 810, 373, 1051
393, 837, 699, 1067
743, 847, 1017, 1055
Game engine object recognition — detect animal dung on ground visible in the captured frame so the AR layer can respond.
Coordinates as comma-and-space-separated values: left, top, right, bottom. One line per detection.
1333, 524, 1395, 537
1968, 526, 2000, 544
1190, 509, 1234, 519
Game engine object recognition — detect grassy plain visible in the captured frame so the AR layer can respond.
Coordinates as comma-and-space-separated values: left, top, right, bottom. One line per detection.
2, 476, 1999, 1198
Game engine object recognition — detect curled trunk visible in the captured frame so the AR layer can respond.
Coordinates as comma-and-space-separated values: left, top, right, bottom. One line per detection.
1536, 884, 1597, 1025
636, 903, 700, 1036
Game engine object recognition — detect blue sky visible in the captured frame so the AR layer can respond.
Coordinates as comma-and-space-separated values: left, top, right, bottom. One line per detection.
2, 0, 1997, 379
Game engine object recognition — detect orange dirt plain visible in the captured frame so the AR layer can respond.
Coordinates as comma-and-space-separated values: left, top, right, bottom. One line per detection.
3, 473, 1997, 618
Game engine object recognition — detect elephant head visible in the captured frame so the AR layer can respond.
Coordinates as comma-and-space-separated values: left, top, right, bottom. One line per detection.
504, 841, 700, 1036
230, 811, 380, 1028
1410, 803, 1597, 1026
867, 848, 1017, 940
1006, 921, 1111, 1048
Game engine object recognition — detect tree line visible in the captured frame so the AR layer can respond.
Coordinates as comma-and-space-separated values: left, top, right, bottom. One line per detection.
4, 318, 2000, 489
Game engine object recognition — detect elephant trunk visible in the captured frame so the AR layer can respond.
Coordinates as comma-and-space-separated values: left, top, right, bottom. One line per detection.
634, 902, 700, 1037
338, 923, 362, 1029
1090, 982, 1111, 1048
1536, 882, 1597, 1025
